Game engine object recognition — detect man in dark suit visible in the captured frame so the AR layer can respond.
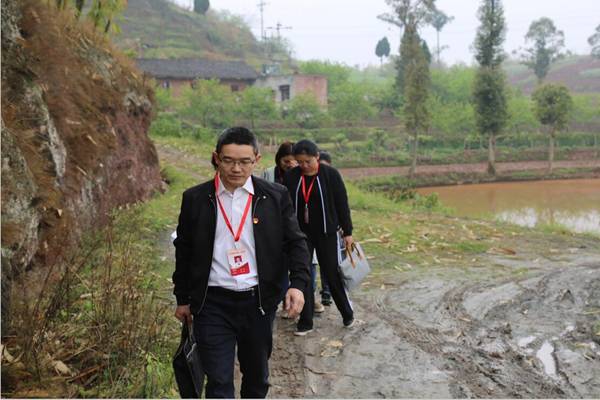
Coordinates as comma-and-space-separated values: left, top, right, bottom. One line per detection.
173, 127, 310, 398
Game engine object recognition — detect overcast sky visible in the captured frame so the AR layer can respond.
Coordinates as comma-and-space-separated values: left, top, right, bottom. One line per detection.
174, 0, 599, 67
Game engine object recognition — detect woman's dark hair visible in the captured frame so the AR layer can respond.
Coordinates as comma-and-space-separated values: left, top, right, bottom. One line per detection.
212, 126, 259, 168
275, 141, 294, 168
319, 150, 332, 164
292, 139, 319, 157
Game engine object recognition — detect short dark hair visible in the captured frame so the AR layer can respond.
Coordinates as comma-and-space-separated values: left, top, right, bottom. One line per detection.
212, 127, 259, 168
293, 139, 319, 157
275, 141, 295, 168
319, 150, 332, 164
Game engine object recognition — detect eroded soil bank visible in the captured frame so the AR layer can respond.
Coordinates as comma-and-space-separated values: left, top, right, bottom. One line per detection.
269, 236, 600, 398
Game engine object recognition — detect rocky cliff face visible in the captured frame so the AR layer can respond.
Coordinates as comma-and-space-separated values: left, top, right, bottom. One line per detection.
1, 0, 162, 329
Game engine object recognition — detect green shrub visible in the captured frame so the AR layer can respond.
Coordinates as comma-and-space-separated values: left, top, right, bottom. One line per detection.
150, 113, 182, 137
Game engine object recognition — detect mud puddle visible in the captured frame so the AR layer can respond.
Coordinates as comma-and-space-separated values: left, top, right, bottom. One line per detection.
269, 247, 600, 398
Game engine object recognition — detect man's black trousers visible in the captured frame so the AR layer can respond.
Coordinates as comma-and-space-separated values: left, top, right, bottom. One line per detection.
194, 286, 276, 398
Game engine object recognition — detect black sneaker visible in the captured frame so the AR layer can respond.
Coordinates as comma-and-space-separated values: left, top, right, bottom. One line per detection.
294, 327, 313, 336
343, 318, 355, 328
321, 295, 332, 306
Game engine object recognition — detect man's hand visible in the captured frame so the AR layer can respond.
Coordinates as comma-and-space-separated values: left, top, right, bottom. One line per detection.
175, 304, 192, 325
344, 235, 354, 249
284, 288, 305, 319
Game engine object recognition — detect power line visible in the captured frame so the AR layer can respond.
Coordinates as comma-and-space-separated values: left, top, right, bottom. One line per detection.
257, 0, 268, 41
266, 21, 292, 41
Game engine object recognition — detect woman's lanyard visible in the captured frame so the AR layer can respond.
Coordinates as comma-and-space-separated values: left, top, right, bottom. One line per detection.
300, 165, 319, 224
215, 174, 253, 243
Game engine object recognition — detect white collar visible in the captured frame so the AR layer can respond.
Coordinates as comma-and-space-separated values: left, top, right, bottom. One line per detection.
217, 175, 254, 196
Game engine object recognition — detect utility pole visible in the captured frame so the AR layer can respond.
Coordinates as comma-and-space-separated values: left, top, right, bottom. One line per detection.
257, 0, 268, 41
266, 21, 292, 42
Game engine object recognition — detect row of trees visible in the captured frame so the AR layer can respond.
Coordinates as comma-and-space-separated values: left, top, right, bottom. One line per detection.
378, 0, 587, 177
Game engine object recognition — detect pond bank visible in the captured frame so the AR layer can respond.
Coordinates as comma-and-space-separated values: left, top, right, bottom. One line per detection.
342, 159, 600, 188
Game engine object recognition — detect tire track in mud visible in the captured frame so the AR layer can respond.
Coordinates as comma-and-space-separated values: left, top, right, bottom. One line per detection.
269, 255, 599, 398
361, 284, 568, 398
436, 280, 571, 398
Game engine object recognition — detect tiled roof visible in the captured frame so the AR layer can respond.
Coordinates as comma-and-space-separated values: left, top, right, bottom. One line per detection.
135, 58, 259, 80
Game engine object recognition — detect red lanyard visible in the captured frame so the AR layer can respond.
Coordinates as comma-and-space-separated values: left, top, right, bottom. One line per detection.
215, 174, 253, 242
301, 164, 319, 205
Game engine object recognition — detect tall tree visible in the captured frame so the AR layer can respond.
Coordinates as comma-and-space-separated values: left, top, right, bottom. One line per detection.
375, 37, 391, 65
403, 21, 431, 178
531, 84, 573, 173
380, 1, 437, 177
194, 0, 210, 15
428, 10, 454, 65
589, 24, 600, 59
520, 17, 565, 84
472, 0, 508, 176
379, 0, 437, 104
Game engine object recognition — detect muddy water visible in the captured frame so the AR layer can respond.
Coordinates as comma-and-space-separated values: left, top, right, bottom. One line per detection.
418, 179, 600, 234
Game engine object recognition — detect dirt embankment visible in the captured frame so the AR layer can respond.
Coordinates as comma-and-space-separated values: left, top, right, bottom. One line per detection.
1, 0, 161, 332
269, 236, 600, 398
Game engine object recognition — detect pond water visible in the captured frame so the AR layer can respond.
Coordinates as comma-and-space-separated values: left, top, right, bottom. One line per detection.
417, 179, 600, 234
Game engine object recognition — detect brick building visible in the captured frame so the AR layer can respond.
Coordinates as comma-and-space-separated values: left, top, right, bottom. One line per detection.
135, 58, 328, 107
135, 58, 259, 97
254, 74, 328, 107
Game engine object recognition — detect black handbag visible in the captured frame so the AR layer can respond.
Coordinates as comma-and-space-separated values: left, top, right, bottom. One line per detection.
173, 322, 205, 398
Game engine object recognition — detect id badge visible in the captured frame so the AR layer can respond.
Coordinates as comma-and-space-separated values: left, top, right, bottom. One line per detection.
227, 247, 250, 276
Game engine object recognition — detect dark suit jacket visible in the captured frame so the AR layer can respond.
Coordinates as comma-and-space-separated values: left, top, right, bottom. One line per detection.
173, 176, 310, 313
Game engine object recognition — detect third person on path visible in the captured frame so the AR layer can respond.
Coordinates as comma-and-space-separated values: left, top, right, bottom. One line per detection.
283, 140, 355, 336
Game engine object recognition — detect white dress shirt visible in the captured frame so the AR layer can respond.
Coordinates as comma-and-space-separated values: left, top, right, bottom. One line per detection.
208, 176, 259, 291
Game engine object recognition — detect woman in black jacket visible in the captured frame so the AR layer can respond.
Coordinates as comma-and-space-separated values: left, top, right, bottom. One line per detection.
283, 140, 355, 335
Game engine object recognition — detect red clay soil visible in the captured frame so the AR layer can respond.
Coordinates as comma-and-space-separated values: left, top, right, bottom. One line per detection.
339, 159, 600, 180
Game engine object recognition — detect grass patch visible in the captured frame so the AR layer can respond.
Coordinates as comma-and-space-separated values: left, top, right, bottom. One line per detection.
2, 164, 200, 398
453, 241, 489, 254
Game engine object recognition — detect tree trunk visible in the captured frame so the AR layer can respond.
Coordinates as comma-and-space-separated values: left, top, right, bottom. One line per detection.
487, 134, 496, 176
409, 134, 418, 179
548, 130, 555, 174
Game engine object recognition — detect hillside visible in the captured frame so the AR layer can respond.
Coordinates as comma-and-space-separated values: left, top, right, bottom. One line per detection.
114, 0, 264, 64
504, 55, 600, 93
1, 0, 161, 335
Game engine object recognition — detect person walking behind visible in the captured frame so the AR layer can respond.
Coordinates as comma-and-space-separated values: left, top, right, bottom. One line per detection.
173, 127, 310, 398
316, 150, 333, 307
283, 140, 355, 336
261, 141, 297, 184
261, 141, 300, 318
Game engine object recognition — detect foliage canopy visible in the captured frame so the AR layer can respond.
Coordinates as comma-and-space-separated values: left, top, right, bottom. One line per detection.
521, 17, 565, 83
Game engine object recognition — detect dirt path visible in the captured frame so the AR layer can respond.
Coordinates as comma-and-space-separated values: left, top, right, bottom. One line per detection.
340, 159, 600, 180
269, 243, 600, 398
155, 143, 600, 398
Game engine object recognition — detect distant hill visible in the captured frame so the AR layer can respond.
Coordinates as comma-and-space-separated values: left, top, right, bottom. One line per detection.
114, 0, 264, 64
504, 55, 600, 94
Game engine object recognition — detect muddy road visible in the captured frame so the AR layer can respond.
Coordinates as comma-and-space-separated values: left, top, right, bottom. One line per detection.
155, 142, 600, 398
269, 244, 600, 398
